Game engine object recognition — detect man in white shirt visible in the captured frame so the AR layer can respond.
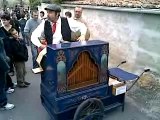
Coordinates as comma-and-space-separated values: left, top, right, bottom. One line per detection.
73, 6, 90, 41
31, 4, 87, 50
31, 4, 87, 73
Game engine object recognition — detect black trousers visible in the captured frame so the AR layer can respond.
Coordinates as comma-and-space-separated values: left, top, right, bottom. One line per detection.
41, 56, 47, 82
0, 71, 7, 107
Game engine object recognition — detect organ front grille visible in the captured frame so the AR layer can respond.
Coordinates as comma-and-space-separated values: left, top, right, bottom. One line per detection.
67, 51, 99, 90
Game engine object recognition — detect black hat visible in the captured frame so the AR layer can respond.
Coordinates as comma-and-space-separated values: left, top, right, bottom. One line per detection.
45, 4, 61, 12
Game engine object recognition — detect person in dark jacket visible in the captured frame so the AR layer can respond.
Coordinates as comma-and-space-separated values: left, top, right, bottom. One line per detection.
9, 28, 30, 88
1, 14, 15, 75
11, 12, 20, 34
19, 13, 29, 45
0, 14, 15, 93
0, 38, 15, 110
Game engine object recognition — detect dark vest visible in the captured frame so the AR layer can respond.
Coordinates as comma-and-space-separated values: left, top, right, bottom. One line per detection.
44, 17, 71, 44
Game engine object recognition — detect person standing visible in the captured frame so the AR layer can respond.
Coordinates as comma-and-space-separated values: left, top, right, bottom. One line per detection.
0, 14, 15, 93
19, 13, 28, 45
31, 4, 87, 73
40, 11, 45, 20
11, 12, 20, 34
14, 5, 21, 20
73, 6, 90, 41
24, 10, 41, 69
31, 4, 87, 49
1, 14, 15, 75
0, 38, 15, 110
65, 11, 72, 18
9, 28, 30, 88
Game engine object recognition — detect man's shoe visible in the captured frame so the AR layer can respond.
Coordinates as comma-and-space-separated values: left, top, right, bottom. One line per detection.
6, 88, 15, 94
24, 81, 31, 86
18, 83, 28, 88
0, 103, 15, 110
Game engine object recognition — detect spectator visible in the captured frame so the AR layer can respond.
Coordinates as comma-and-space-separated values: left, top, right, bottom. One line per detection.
73, 6, 90, 41
0, 37, 15, 110
40, 11, 45, 20
1, 14, 15, 75
11, 12, 20, 34
14, 5, 21, 20
24, 10, 41, 69
0, 14, 15, 93
19, 13, 29, 45
9, 28, 30, 88
24, 10, 30, 20
65, 11, 72, 18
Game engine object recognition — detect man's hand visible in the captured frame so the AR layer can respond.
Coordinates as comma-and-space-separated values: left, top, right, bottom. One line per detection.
40, 39, 47, 44
77, 35, 85, 41
40, 44, 47, 49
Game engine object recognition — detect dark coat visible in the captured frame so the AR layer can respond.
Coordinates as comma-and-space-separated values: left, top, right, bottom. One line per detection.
0, 27, 14, 58
0, 38, 10, 72
11, 38, 28, 62
10, 19, 20, 33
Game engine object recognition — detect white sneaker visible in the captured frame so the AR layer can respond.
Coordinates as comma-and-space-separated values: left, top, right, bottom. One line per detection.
0, 103, 15, 110
6, 88, 15, 94
13, 82, 17, 88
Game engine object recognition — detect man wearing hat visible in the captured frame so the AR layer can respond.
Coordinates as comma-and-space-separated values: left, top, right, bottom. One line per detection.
31, 4, 87, 50
30, 4, 87, 73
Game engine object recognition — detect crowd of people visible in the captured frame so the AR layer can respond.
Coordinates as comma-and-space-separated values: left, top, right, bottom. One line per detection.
0, 4, 90, 110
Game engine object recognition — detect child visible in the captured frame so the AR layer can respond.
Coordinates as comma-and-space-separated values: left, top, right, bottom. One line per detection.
9, 28, 30, 88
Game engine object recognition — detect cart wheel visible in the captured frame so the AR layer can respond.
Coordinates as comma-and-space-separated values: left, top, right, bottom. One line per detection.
73, 98, 104, 120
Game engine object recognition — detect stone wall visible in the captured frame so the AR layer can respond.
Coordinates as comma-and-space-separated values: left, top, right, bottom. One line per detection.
64, 0, 160, 8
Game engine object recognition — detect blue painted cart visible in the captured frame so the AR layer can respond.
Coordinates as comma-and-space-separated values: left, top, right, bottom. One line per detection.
40, 40, 149, 120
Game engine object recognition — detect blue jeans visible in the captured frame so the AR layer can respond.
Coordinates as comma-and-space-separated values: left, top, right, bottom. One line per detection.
22, 32, 29, 46
30, 43, 38, 69
0, 71, 7, 107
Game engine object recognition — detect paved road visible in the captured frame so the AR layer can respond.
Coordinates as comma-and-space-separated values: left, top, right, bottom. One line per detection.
0, 47, 150, 120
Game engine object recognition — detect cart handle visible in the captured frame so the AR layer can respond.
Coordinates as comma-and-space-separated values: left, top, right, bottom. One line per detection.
127, 68, 150, 91
117, 61, 127, 67
144, 69, 150, 72
139, 68, 150, 78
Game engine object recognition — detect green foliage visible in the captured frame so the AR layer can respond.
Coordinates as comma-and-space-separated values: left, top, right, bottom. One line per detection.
51, 0, 62, 4
1, 0, 8, 10
29, 0, 41, 10
41, 0, 63, 4
42, 0, 51, 3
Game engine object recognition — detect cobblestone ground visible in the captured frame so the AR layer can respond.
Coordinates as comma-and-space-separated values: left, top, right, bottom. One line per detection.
64, 0, 160, 8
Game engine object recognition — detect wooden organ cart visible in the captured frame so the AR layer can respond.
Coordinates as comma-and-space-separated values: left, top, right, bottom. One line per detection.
40, 40, 127, 120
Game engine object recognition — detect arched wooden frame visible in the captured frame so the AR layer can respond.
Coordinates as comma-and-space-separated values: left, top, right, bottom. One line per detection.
67, 51, 99, 90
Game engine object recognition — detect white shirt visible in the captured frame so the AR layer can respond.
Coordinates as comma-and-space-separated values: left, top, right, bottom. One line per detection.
31, 17, 87, 47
